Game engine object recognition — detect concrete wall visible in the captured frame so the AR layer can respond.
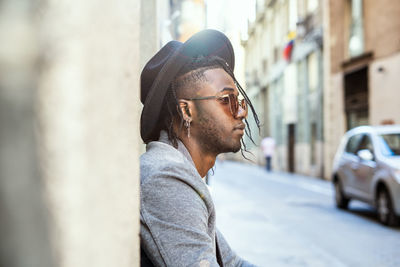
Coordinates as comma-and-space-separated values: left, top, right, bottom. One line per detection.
364, 0, 400, 60
1, 0, 141, 266
295, 141, 323, 177
369, 51, 400, 125
276, 145, 287, 171
329, 0, 400, 73
326, 0, 346, 74
323, 72, 346, 180
295, 143, 311, 174
0, 1, 54, 265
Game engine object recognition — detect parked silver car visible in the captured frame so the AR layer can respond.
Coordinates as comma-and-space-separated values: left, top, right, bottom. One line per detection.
332, 125, 400, 226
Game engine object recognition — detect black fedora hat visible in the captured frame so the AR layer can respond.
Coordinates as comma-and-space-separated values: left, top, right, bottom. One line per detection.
140, 29, 235, 143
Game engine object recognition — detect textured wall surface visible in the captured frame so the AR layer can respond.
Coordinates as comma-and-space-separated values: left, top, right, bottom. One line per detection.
1, 0, 141, 266
328, 0, 400, 74
37, 0, 141, 266
0, 1, 54, 266
369, 52, 400, 126
364, 0, 400, 60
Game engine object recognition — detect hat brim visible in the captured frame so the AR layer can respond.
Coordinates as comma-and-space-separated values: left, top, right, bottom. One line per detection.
140, 29, 235, 143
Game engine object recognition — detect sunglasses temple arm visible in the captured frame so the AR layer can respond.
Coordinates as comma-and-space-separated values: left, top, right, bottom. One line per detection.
184, 96, 218, 101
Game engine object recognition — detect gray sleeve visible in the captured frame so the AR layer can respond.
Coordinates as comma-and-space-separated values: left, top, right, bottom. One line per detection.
140, 174, 220, 267
216, 230, 258, 267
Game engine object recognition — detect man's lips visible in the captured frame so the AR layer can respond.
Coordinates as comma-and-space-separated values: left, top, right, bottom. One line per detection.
234, 123, 246, 132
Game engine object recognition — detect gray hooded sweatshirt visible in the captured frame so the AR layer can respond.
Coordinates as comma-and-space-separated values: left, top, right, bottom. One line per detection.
140, 131, 256, 267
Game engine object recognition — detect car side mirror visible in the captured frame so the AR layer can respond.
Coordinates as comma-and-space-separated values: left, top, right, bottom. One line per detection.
357, 149, 374, 161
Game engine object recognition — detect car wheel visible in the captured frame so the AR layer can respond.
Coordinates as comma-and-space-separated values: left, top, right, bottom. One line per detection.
334, 179, 350, 209
377, 188, 398, 226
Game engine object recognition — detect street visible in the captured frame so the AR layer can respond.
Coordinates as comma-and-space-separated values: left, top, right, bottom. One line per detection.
209, 160, 400, 267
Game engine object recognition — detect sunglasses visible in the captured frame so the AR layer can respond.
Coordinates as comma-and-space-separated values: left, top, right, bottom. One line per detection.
182, 93, 248, 118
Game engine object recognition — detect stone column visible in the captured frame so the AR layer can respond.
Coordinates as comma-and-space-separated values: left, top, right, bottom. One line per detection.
0, 1, 54, 266
0, 0, 141, 266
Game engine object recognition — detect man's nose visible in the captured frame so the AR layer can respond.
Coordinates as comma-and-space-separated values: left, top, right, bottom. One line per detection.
235, 104, 248, 119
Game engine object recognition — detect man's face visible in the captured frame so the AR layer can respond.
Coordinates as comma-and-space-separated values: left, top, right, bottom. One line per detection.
189, 68, 246, 155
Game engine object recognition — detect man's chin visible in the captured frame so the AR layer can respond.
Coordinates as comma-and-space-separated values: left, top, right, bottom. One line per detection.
231, 142, 242, 153
218, 143, 241, 154
213, 139, 242, 154
232, 148, 241, 153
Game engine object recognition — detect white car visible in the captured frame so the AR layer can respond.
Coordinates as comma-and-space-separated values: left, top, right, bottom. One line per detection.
332, 125, 400, 226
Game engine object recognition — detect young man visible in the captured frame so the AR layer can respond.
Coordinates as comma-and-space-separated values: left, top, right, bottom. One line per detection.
140, 29, 259, 266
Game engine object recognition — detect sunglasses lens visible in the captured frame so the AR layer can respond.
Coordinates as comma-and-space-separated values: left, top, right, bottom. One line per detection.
228, 94, 239, 116
241, 99, 248, 113
220, 94, 246, 117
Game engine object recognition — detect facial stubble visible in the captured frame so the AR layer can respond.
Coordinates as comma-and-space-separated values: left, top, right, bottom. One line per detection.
194, 103, 242, 155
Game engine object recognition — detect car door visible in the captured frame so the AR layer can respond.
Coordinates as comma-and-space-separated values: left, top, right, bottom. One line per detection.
353, 134, 376, 201
339, 133, 363, 196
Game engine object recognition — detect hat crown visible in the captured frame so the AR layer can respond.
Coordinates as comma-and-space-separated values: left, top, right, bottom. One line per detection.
140, 41, 182, 104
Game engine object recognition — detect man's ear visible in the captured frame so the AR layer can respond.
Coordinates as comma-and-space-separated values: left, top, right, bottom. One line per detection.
178, 100, 192, 121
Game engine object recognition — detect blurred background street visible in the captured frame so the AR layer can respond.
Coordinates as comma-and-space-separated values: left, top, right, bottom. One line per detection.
210, 160, 400, 267
1, 0, 400, 266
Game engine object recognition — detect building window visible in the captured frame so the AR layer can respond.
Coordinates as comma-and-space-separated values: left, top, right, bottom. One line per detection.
274, 5, 282, 47
307, 0, 318, 14
289, 0, 298, 31
262, 58, 268, 74
307, 52, 318, 92
348, 0, 364, 57
311, 122, 317, 165
248, 0, 256, 24
273, 46, 280, 63
252, 69, 259, 86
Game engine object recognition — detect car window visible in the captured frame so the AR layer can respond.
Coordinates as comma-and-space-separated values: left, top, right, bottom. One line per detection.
357, 134, 374, 153
345, 134, 362, 154
379, 133, 400, 156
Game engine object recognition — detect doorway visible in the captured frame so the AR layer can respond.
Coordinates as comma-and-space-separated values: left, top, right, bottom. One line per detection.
288, 123, 296, 173
344, 66, 369, 130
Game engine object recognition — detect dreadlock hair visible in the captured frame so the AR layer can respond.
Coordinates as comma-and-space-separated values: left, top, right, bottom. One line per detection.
156, 55, 260, 157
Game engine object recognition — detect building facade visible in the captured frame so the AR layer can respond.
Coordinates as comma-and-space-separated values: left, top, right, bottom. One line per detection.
243, 0, 324, 178
169, 0, 206, 42
323, 0, 400, 179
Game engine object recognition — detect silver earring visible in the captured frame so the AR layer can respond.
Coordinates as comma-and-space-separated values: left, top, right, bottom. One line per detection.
185, 119, 191, 138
